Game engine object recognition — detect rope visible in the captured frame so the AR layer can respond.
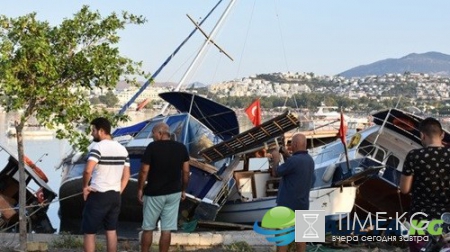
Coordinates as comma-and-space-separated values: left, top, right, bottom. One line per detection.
0, 191, 84, 233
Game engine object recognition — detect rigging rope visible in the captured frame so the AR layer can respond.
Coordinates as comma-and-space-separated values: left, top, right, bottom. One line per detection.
235, 0, 256, 79
272, 0, 290, 71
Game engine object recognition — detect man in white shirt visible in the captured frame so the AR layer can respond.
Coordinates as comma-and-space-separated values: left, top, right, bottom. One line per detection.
81, 117, 130, 252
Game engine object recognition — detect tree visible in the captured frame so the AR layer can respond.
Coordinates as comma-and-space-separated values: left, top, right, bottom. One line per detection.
99, 90, 119, 107
0, 6, 148, 250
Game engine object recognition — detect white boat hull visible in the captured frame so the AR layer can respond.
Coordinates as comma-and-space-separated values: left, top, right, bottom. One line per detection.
216, 187, 356, 224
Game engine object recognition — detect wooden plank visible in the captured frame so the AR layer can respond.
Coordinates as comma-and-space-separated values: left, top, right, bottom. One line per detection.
189, 158, 218, 174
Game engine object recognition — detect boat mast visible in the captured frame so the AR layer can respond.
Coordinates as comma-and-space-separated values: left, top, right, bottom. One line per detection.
117, 0, 224, 115
160, 0, 237, 115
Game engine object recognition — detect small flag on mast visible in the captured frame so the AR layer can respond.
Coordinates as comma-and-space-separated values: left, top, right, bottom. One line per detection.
245, 98, 261, 126
339, 109, 347, 146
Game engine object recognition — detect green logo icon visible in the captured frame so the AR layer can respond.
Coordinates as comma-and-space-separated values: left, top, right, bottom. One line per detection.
254, 206, 296, 246
261, 206, 295, 229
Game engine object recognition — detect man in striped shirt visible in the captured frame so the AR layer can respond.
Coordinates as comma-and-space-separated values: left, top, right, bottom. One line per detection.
82, 117, 130, 252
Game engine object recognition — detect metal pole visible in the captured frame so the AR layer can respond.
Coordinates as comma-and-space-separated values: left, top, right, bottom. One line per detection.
118, 0, 224, 115
160, 0, 237, 115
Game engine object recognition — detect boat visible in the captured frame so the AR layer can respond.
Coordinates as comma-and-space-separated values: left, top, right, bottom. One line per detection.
0, 145, 57, 233
285, 105, 370, 149
58, 91, 299, 233
58, 0, 240, 233
214, 147, 357, 225
6, 121, 54, 138
216, 108, 440, 227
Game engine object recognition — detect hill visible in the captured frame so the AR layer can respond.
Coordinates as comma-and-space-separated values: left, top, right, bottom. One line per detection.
339, 51, 450, 78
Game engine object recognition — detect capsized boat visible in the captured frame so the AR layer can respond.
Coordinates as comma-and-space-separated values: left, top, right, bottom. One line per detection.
58, 92, 301, 233
0, 145, 57, 233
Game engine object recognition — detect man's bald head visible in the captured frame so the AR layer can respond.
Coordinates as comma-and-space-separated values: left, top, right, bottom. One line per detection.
152, 122, 170, 140
291, 133, 307, 152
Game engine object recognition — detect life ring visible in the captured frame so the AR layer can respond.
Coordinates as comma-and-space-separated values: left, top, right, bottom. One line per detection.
24, 156, 49, 183
348, 132, 361, 149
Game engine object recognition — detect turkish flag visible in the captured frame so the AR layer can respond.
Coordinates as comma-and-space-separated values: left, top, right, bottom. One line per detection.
339, 109, 347, 146
245, 99, 261, 126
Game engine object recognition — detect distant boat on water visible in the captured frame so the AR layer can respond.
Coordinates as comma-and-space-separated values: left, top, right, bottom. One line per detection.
6, 121, 54, 138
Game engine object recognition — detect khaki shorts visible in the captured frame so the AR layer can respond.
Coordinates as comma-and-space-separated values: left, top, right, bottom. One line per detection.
142, 192, 181, 231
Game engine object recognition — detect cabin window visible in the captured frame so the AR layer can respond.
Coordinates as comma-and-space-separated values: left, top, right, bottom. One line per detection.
386, 154, 400, 169
165, 114, 187, 142
134, 120, 163, 139
357, 139, 386, 162
185, 118, 215, 158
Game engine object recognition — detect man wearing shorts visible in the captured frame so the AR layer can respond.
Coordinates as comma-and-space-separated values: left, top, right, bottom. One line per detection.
138, 122, 190, 252
82, 117, 130, 252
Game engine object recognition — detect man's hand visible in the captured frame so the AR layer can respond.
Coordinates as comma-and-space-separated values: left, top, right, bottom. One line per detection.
181, 191, 186, 201
83, 186, 96, 201
137, 189, 144, 204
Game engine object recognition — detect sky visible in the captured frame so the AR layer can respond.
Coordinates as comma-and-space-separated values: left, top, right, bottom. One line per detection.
2, 0, 450, 85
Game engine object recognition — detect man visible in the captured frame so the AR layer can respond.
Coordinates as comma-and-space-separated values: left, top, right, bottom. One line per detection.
400, 117, 450, 252
271, 133, 315, 252
82, 117, 130, 252
138, 122, 190, 252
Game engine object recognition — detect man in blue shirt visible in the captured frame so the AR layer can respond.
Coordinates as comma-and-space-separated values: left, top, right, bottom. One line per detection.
271, 133, 315, 252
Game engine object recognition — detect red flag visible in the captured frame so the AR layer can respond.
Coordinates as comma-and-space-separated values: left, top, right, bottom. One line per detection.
245, 99, 261, 126
339, 109, 347, 146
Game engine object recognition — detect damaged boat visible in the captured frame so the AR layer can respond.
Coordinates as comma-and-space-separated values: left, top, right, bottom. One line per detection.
0, 145, 56, 233
58, 92, 301, 233
216, 108, 443, 225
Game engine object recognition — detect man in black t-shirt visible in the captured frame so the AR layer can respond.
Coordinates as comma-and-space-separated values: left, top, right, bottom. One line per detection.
400, 117, 450, 252
138, 122, 190, 252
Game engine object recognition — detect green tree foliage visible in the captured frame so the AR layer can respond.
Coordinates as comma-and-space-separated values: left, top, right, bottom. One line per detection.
0, 6, 148, 149
90, 96, 101, 105
0, 6, 148, 248
99, 90, 119, 107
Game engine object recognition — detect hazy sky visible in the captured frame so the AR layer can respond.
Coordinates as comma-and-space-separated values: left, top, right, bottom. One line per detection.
2, 0, 450, 85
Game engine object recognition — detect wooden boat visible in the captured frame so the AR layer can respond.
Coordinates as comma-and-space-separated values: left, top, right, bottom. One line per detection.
0, 145, 57, 233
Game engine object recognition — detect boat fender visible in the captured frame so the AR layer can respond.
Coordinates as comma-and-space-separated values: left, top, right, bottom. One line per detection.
322, 163, 337, 183
348, 132, 361, 149
24, 156, 49, 183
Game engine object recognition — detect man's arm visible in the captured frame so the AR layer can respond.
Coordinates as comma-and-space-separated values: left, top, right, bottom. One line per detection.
82, 160, 97, 201
120, 165, 130, 194
270, 150, 281, 177
181, 161, 190, 200
137, 163, 149, 204
399, 175, 413, 194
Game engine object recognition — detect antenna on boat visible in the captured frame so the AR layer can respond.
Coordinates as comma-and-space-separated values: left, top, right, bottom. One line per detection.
159, 0, 237, 115
117, 0, 225, 115
36, 153, 48, 163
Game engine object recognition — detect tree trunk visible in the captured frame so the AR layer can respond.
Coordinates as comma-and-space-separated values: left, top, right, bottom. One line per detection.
16, 124, 27, 252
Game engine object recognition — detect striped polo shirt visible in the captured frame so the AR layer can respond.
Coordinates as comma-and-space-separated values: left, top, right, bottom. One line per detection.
87, 139, 130, 192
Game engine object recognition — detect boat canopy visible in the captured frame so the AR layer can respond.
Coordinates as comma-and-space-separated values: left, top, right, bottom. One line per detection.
159, 92, 239, 140
113, 119, 152, 137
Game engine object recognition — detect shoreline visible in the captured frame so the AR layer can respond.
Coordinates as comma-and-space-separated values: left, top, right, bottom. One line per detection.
0, 231, 409, 252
